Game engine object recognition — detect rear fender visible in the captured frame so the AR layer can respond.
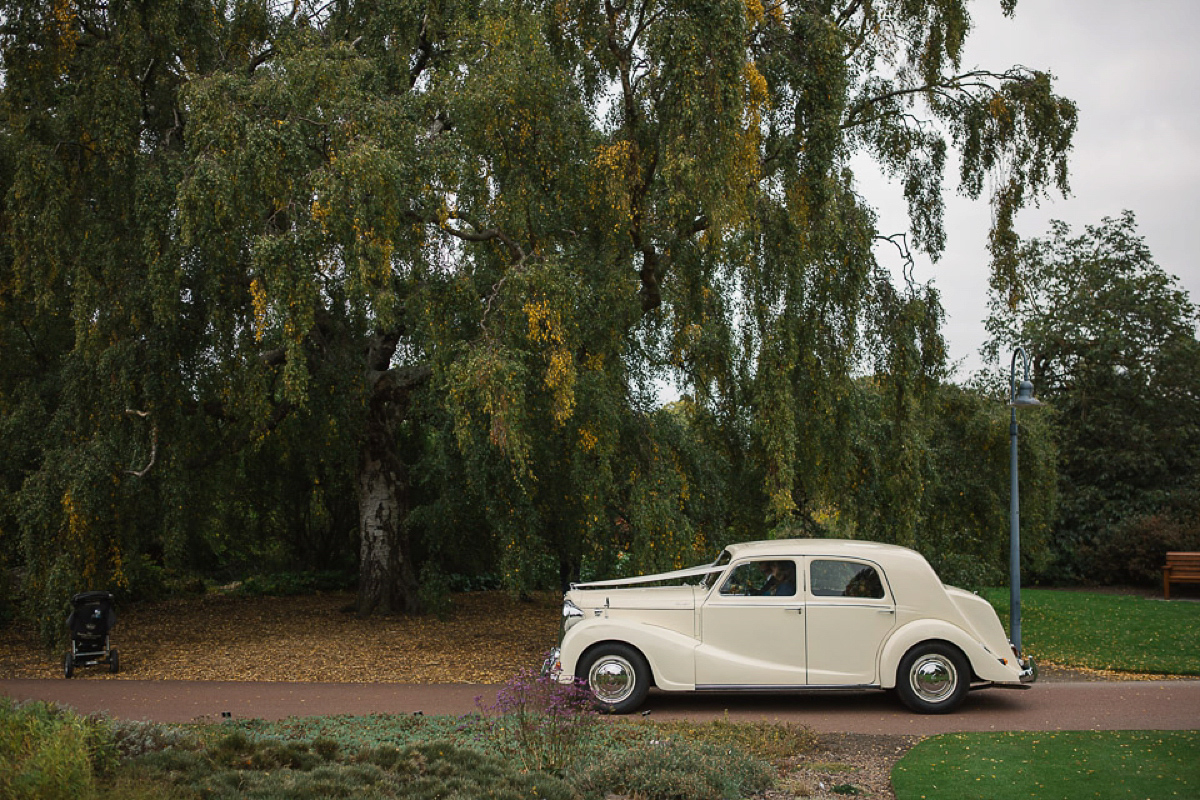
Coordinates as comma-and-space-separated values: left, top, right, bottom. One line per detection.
879, 620, 1019, 687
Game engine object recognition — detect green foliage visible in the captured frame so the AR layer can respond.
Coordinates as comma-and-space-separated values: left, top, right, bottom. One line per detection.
1, 0, 1079, 621
107, 718, 200, 761
0, 699, 117, 799
919, 382, 1055, 588
135, 730, 579, 800
0, 566, 14, 626
187, 712, 817, 800
415, 562, 454, 619
572, 738, 776, 800
986, 212, 1200, 583
648, 718, 819, 766
801, 377, 1055, 590
981, 588, 1200, 675
893, 731, 1200, 800
239, 571, 356, 597
1091, 514, 1200, 586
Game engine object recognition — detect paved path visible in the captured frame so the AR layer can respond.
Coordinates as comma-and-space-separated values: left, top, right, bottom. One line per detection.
3, 679, 1197, 734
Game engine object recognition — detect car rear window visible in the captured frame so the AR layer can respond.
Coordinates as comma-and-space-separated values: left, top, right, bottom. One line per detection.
810, 560, 885, 599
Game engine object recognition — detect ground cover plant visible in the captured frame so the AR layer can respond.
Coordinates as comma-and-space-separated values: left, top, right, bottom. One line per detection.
980, 588, 1200, 675
1, 675, 811, 800
892, 731, 1200, 800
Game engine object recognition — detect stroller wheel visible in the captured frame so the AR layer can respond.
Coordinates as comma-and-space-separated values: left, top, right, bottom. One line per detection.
109, 648, 119, 674
64, 652, 75, 679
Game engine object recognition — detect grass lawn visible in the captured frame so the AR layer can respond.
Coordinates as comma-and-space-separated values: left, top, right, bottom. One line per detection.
892, 731, 1200, 800
980, 588, 1200, 675
893, 590, 1199, 799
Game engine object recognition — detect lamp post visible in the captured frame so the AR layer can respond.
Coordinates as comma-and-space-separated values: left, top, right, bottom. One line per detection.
1008, 347, 1041, 652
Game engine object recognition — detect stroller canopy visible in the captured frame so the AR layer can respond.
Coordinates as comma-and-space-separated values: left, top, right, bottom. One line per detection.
67, 591, 116, 637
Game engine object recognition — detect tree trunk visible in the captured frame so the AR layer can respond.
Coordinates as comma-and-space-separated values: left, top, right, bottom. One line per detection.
355, 358, 429, 616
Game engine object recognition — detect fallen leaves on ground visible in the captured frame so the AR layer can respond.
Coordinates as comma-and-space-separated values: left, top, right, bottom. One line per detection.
0, 590, 562, 683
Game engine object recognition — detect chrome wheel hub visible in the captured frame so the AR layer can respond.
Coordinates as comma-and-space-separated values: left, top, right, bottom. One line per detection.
910, 654, 957, 703
589, 655, 636, 704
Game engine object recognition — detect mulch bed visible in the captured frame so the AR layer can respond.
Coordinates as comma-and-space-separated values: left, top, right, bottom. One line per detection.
1, 590, 562, 683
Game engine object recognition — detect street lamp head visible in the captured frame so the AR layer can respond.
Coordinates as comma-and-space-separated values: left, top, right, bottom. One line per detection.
1009, 379, 1042, 408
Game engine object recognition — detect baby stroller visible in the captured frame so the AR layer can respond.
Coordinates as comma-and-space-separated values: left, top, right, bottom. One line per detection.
64, 591, 119, 678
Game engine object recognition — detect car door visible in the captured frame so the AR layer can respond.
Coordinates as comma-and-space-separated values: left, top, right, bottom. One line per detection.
694, 558, 807, 687
804, 558, 896, 686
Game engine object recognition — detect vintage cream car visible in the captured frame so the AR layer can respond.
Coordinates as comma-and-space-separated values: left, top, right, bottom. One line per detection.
546, 539, 1036, 714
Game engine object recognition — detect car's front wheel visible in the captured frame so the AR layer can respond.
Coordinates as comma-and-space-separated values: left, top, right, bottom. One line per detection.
577, 643, 650, 714
896, 642, 970, 714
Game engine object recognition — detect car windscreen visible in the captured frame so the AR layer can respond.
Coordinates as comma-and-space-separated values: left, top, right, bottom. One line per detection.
702, 550, 733, 590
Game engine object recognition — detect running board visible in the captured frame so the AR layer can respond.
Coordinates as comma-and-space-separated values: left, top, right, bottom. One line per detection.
695, 684, 879, 692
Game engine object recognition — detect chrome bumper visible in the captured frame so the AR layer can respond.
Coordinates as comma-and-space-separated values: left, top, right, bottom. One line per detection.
1019, 655, 1038, 684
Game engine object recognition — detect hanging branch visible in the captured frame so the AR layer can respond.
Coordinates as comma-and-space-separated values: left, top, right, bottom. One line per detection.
125, 409, 158, 478
876, 232, 917, 292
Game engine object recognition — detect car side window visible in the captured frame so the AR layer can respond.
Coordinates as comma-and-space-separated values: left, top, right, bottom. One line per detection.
810, 560, 885, 599
719, 560, 797, 597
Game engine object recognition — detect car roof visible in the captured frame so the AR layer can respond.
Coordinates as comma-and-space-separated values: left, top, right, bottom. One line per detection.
723, 538, 921, 562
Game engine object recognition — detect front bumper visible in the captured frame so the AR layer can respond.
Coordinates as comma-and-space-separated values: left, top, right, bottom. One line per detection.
542, 647, 562, 676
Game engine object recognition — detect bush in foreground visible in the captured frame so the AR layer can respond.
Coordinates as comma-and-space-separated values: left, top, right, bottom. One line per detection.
573, 738, 777, 800
0, 699, 110, 799
134, 733, 575, 800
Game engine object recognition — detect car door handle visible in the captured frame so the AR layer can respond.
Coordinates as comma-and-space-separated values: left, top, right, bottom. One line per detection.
785, 607, 804, 615
878, 608, 895, 614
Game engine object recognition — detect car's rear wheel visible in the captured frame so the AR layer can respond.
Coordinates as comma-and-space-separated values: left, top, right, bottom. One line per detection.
64, 652, 75, 679
577, 643, 650, 714
896, 642, 970, 714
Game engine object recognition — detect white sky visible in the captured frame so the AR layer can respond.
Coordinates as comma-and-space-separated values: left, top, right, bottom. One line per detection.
861, 0, 1200, 377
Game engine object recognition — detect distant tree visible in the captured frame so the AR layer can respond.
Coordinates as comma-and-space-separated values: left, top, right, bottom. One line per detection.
918, 381, 1055, 587
985, 211, 1200, 581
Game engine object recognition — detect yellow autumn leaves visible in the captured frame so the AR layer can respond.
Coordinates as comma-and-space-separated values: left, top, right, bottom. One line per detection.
524, 296, 576, 427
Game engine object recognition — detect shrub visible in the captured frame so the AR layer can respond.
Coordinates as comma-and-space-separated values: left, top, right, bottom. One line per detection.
0, 568, 15, 627
135, 732, 576, 800
654, 718, 819, 765
0, 699, 111, 799
395, 741, 575, 800
107, 718, 199, 760
1089, 514, 1200, 586
417, 562, 454, 619
238, 570, 355, 596
571, 738, 775, 800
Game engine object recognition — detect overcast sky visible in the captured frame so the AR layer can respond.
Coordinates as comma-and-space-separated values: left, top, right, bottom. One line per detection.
862, 0, 1200, 378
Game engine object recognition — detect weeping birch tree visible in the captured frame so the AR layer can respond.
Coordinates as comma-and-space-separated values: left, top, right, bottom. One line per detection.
1, 0, 1076, 623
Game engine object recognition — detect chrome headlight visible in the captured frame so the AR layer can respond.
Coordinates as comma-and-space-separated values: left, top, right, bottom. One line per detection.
562, 598, 584, 633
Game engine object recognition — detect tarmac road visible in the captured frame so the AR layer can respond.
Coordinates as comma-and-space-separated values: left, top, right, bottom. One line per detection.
2, 678, 1198, 734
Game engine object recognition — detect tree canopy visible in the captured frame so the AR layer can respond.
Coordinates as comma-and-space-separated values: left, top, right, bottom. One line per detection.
1, 0, 1077, 631
986, 211, 1200, 581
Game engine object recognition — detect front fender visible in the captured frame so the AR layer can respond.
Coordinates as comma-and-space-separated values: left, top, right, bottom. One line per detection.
560, 619, 699, 691
879, 619, 1019, 687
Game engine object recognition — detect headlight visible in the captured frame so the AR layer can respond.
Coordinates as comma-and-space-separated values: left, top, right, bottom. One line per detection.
562, 598, 585, 634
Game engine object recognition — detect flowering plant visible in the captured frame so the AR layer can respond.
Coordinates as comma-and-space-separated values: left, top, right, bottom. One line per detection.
478, 664, 598, 773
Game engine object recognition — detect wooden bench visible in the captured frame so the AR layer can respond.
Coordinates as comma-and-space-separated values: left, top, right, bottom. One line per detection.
1162, 552, 1200, 600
